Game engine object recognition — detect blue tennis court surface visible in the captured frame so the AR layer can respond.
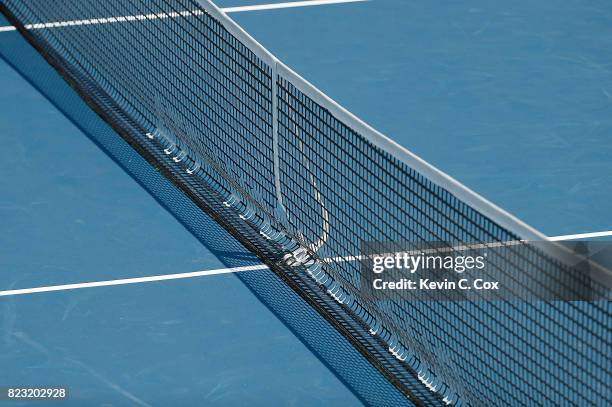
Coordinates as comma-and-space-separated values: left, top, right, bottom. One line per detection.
1, 0, 611, 405
0, 12, 360, 406
218, 0, 612, 237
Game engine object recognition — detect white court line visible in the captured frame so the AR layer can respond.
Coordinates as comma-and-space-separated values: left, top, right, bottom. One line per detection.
549, 230, 612, 241
2, 229, 610, 297
0, 1, 368, 33
223, 0, 368, 13
0, 264, 269, 297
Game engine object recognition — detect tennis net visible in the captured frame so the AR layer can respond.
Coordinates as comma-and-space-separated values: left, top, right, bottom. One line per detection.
1, 1, 610, 405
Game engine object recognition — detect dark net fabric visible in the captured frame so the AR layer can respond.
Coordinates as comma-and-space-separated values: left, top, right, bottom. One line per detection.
1, 1, 610, 406
0, 22, 421, 406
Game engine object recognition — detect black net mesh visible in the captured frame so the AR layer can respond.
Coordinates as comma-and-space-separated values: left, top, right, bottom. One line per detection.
2, 1, 610, 406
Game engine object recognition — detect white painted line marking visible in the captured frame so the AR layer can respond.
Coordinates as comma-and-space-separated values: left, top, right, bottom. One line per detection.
223, 0, 368, 13
2, 10, 205, 32
3, 229, 609, 297
0, 264, 269, 297
0, 1, 368, 33
549, 230, 612, 241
